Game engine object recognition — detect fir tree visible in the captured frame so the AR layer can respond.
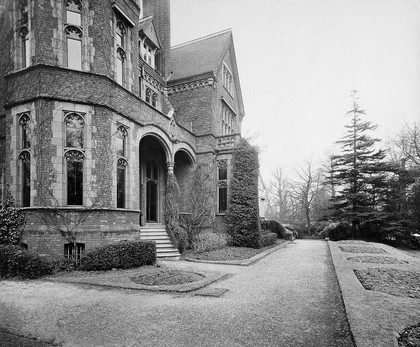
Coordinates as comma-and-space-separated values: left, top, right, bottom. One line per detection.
328, 91, 394, 236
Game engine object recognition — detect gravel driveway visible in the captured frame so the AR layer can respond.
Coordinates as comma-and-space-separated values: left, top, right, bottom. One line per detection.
0, 240, 353, 347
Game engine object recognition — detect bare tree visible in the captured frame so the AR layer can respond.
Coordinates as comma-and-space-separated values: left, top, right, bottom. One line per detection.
291, 161, 325, 232
269, 168, 291, 221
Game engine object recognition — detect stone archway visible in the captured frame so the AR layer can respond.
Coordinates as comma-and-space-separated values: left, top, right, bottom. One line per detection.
139, 135, 168, 226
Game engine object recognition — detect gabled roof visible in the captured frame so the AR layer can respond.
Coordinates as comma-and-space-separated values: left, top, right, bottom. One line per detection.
138, 15, 162, 50
169, 29, 232, 83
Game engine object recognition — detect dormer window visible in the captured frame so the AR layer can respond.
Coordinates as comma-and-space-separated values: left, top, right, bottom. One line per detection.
140, 40, 156, 69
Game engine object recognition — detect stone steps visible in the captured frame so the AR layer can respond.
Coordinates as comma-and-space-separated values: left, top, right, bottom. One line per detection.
140, 225, 180, 260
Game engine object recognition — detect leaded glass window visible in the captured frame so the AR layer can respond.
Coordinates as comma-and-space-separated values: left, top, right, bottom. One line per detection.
65, 150, 84, 205
65, 113, 84, 149
19, 151, 30, 207
19, 113, 31, 149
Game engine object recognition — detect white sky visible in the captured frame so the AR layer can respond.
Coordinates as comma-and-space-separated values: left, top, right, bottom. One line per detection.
171, 0, 420, 182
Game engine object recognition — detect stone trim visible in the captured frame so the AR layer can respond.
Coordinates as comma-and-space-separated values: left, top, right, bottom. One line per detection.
168, 78, 215, 95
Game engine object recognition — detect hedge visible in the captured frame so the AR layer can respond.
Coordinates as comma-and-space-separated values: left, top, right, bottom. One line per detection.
259, 232, 277, 248
225, 139, 261, 248
0, 245, 55, 279
80, 240, 156, 271
261, 220, 286, 238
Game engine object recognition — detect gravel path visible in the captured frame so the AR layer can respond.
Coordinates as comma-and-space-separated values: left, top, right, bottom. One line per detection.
0, 240, 354, 347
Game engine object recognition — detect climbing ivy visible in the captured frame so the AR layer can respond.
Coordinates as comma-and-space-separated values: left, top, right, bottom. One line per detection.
225, 139, 261, 248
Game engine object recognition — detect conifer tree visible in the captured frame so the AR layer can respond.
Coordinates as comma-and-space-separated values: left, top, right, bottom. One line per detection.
328, 91, 394, 236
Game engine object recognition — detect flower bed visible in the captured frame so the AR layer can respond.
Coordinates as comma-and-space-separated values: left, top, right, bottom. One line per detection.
130, 268, 204, 286
355, 268, 420, 299
347, 256, 407, 264
339, 245, 387, 254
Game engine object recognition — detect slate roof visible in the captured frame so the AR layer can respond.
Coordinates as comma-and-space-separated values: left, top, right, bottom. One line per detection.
138, 15, 161, 49
169, 29, 232, 83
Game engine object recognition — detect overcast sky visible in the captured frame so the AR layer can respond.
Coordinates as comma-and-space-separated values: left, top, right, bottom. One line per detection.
171, 0, 420, 183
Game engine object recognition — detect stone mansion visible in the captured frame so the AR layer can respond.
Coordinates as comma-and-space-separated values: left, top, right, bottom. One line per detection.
0, 0, 245, 259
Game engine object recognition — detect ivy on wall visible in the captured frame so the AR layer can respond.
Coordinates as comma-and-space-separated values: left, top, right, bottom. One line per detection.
225, 139, 261, 248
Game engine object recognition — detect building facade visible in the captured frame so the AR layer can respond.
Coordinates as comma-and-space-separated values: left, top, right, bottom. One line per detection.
0, 0, 245, 259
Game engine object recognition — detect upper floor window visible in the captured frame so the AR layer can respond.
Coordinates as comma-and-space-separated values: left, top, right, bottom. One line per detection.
222, 64, 234, 95
65, 0, 82, 26
222, 104, 236, 135
140, 41, 155, 69
65, 26, 83, 70
19, 113, 31, 149
16, 1, 30, 69
115, 19, 127, 86
65, 112, 84, 149
152, 93, 157, 108
145, 88, 151, 104
19, 1, 29, 25
19, 27, 30, 68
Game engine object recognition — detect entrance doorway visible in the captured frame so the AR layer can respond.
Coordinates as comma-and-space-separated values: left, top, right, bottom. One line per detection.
139, 136, 167, 226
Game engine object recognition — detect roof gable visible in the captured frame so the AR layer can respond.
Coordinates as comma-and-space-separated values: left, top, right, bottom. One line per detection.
138, 15, 162, 50
169, 29, 232, 83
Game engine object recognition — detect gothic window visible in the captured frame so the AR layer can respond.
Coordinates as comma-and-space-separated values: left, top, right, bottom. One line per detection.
116, 125, 128, 208
116, 125, 127, 158
217, 160, 228, 213
145, 88, 151, 104
65, 26, 82, 70
221, 104, 236, 135
140, 40, 155, 69
152, 93, 157, 108
16, 1, 30, 69
19, 113, 31, 149
115, 19, 127, 86
19, 27, 30, 68
222, 64, 234, 95
64, 242, 85, 265
65, 113, 84, 149
65, 150, 84, 205
65, 0, 82, 26
117, 159, 127, 208
19, 151, 31, 207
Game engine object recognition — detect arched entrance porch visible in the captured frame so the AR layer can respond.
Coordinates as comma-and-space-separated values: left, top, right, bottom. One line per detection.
139, 135, 168, 226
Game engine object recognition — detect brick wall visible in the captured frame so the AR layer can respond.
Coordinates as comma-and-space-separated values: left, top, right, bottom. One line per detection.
22, 207, 141, 258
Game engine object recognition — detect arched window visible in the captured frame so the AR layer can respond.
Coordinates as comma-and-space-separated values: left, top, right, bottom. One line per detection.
117, 158, 127, 208
115, 20, 126, 85
19, 113, 31, 149
17, 1, 30, 69
145, 88, 151, 104
65, 26, 83, 70
217, 160, 228, 213
65, 150, 84, 205
65, 0, 82, 26
116, 125, 127, 157
19, 27, 30, 68
19, 151, 31, 207
116, 126, 128, 208
152, 93, 157, 108
65, 113, 84, 149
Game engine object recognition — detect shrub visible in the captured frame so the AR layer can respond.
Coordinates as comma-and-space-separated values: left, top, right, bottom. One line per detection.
191, 232, 228, 252
0, 245, 55, 279
261, 219, 286, 238
80, 241, 156, 271
322, 222, 352, 241
0, 189, 26, 245
225, 139, 261, 248
259, 232, 277, 248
